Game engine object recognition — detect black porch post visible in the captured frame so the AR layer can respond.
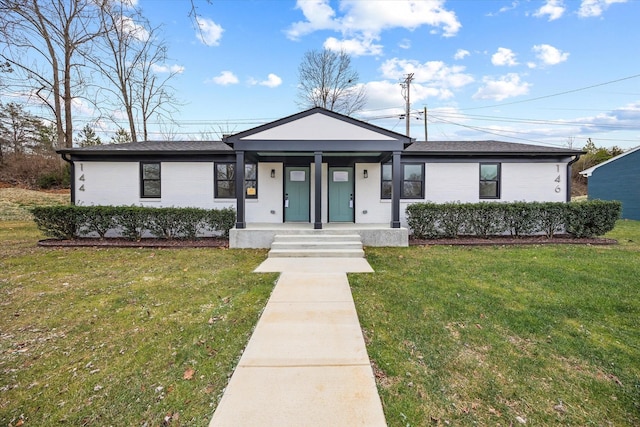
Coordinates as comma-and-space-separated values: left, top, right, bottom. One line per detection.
235, 150, 246, 229
391, 150, 402, 228
314, 151, 322, 229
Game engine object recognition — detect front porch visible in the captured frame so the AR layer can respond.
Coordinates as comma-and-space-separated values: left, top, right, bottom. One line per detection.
229, 223, 409, 248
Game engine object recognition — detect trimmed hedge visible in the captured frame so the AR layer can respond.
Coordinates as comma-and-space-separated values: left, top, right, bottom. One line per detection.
406, 200, 621, 239
31, 205, 236, 240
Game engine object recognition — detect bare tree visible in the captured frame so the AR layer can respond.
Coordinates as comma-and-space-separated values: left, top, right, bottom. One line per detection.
0, 0, 102, 148
92, 1, 179, 142
297, 49, 366, 116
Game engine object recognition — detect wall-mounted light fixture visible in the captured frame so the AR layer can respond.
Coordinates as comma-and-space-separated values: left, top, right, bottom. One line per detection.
271, 169, 275, 178
363, 169, 368, 178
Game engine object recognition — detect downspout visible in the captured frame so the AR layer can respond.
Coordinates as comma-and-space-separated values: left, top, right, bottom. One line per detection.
60, 153, 75, 205
566, 154, 581, 203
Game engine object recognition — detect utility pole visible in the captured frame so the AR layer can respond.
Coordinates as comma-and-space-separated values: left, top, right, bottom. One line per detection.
424, 106, 428, 142
400, 73, 414, 137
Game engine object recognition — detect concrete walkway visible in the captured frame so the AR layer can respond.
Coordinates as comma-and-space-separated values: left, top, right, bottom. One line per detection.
209, 258, 386, 427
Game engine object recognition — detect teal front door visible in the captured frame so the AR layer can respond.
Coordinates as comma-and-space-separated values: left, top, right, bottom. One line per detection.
328, 167, 354, 222
285, 167, 310, 222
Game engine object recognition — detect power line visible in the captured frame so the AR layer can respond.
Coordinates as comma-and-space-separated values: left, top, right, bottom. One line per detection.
460, 73, 640, 111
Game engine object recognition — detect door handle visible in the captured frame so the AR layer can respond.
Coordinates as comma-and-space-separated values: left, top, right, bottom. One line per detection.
285, 193, 289, 208
349, 194, 353, 208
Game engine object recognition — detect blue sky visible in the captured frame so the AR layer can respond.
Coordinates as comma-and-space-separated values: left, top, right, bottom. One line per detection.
132, 0, 640, 149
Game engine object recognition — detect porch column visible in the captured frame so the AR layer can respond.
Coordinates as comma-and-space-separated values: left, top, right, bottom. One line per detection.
391, 150, 401, 228
314, 151, 322, 229
235, 150, 246, 229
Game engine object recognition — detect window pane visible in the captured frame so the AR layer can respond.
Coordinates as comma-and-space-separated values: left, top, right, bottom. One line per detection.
480, 164, 498, 180
381, 181, 392, 199
217, 181, 234, 198
245, 180, 257, 196
404, 164, 423, 180
142, 163, 160, 180
403, 181, 422, 198
143, 180, 161, 197
245, 164, 256, 180
216, 164, 233, 180
382, 164, 392, 180
480, 182, 498, 198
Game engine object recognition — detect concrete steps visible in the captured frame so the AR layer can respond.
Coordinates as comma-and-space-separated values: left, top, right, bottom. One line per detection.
268, 233, 364, 258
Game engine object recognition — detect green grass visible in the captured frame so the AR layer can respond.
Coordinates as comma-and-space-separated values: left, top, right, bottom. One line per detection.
2, 187, 639, 426
0, 221, 276, 426
0, 188, 69, 221
351, 219, 640, 426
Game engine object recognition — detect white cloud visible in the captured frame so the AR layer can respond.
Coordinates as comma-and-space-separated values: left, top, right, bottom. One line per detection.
118, 16, 149, 41
578, 0, 627, 18
454, 49, 470, 60
380, 58, 474, 89
398, 38, 411, 50
151, 64, 185, 74
208, 71, 238, 86
578, 101, 640, 132
286, 0, 461, 55
532, 44, 569, 65
491, 47, 518, 66
323, 36, 383, 56
195, 17, 224, 46
257, 73, 283, 88
534, 0, 566, 21
486, 1, 519, 16
473, 73, 531, 101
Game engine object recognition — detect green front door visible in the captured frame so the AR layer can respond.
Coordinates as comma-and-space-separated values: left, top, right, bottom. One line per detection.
328, 167, 354, 222
285, 167, 310, 222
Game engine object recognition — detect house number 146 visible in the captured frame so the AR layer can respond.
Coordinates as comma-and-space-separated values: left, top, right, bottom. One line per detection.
555, 165, 561, 193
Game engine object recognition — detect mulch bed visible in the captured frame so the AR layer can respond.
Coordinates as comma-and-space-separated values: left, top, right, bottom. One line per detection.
38, 237, 229, 248
410, 234, 617, 246
38, 235, 617, 248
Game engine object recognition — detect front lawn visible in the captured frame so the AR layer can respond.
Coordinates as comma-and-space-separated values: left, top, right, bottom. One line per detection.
0, 221, 276, 426
351, 220, 640, 426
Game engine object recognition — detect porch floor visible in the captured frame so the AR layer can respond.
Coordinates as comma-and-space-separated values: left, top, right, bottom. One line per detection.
229, 223, 408, 248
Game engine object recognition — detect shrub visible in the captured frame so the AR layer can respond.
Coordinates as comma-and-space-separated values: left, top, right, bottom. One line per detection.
79, 206, 118, 239
503, 201, 539, 237
31, 205, 236, 240
565, 200, 621, 238
406, 202, 441, 239
537, 202, 566, 238
204, 207, 236, 238
465, 203, 507, 237
113, 206, 150, 241
439, 203, 469, 238
405, 200, 621, 239
31, 205, 82, 239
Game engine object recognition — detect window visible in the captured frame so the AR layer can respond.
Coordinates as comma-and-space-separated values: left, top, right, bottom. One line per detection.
215, 163, 258, 199
140, 162, 161, 198
479, 163, 500, 199
381, 163, 424, 199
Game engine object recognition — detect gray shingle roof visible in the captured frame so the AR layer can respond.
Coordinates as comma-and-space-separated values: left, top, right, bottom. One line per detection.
405, 140, 584, 155
58, 140, 232, 154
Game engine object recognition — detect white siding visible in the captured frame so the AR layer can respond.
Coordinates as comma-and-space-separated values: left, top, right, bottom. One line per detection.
501, 162, 566, 202
75, 159, 569, 226
75, 162, 140, 206
243, 113, 396, 141
245, 163, 282, 223
425, 163, 478, 203
355, 163, 391, 224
